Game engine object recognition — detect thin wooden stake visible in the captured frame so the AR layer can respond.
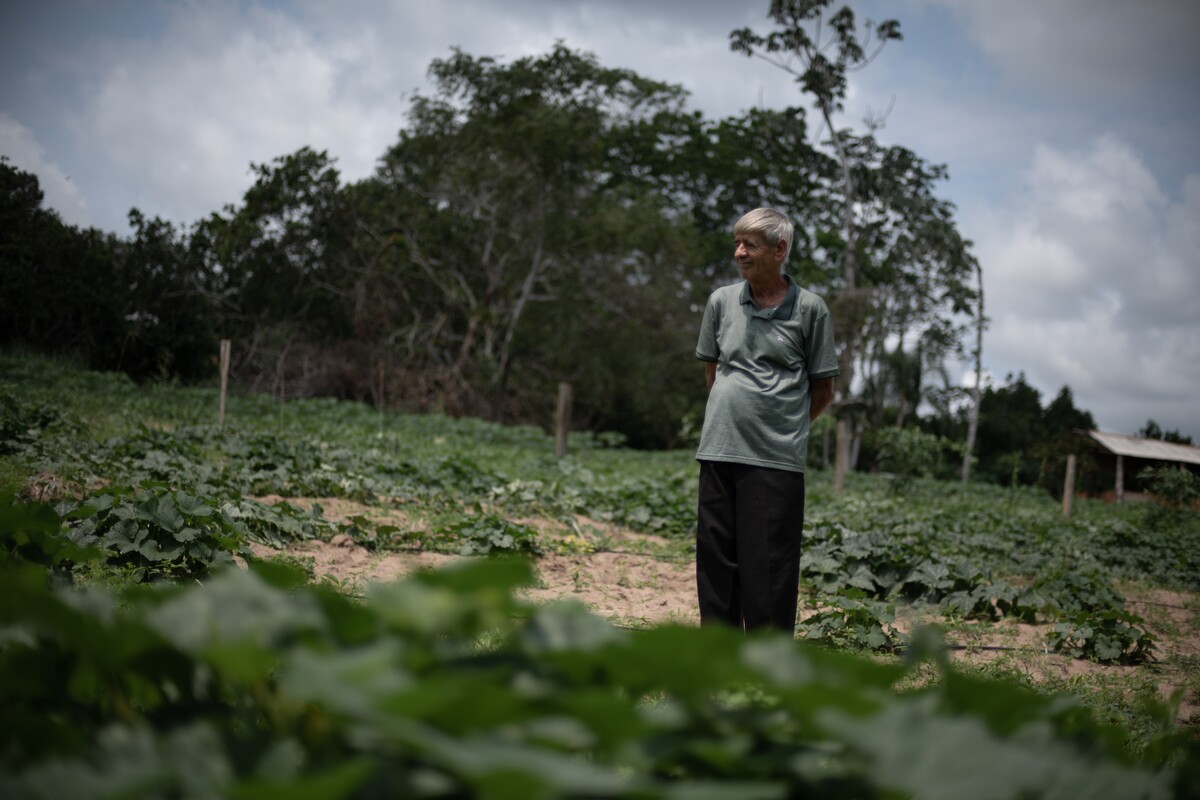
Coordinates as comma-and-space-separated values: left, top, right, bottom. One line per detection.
555, 382, 573, 458
377, 360, 387, 435
1062, 454, 1077, 518
217, 339, 231, 428
276, 345, 288, 430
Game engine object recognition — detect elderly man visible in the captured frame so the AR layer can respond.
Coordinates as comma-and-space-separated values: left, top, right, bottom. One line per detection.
694, 207, 838, 633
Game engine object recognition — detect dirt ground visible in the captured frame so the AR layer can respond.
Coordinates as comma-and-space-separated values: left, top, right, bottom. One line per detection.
247, 496, 700, 625
248, 496, 1200, 728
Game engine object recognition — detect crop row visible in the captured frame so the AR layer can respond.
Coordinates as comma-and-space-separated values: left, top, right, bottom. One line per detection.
2, 496, 1195, 798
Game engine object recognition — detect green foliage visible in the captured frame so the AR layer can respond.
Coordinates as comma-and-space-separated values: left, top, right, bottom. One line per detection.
3, 355, 1200, 787
796, 591, 907, 652
0, 386, 72, 456
1139, 420, 1193, 445
3, 24, 990, 452
1047, 609, 1157, 665
434, 511, 541, 556
0, 490, 101, 570
941, 577, 1030, 622
1139, 465, 1200, 530
926, 374, 1106, 494
224, 497, 337, 548
869, 426, 960, 491
1033, 569, 1127, 616
0, 162, 125, 373
0, 543, 1191, 799
66, 486, 246, 582
798, 486, 1177, 674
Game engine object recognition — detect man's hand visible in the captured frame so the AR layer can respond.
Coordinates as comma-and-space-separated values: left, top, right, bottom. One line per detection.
810, 377, 834, 421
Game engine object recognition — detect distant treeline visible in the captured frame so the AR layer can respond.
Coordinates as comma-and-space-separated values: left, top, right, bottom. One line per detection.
2, 43, 1180, 494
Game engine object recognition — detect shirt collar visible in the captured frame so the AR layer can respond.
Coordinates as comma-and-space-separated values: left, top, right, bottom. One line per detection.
740, 274, 799, 320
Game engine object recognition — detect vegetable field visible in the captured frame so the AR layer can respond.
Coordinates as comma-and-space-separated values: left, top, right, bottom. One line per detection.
2, 354, 1198, 799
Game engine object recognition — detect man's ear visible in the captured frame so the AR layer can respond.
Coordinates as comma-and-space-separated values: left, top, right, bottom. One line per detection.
774, 238, 788, 265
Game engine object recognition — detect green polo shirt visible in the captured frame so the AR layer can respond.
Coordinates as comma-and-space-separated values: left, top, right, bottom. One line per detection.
695, 275, 839, 473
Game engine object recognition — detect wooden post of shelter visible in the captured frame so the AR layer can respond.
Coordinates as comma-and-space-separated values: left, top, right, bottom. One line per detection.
1062, 454, 1076, 519
217, 339, 231, 428
1115, 454, 1124, 503
555, 382, 573, 458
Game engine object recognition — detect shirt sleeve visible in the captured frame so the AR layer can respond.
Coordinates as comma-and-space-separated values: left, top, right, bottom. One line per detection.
695, 293, 720, 362
804, 298, 840, 380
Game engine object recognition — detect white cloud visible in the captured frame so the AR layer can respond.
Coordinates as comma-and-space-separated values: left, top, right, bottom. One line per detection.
295, 0, 770, 118
0, 114, 91, 225
924, 0, 1200, 96
69, 2, 404, 227
1028, 136, 1164, 224
973, 135, 1200, 434
1166, 174, 1200, 269
59, 0, 768, 231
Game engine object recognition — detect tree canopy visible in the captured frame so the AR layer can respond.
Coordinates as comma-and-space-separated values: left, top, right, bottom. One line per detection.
2, 34, 1058, 475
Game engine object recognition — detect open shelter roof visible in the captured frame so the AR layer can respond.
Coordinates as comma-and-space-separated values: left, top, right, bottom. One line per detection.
1085, 430, 1200, 467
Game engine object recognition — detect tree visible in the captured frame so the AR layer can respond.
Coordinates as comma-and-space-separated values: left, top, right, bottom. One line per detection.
373, 45, 692, 419
969, 376, 1099, 493
724, 1, 897, 489
4, 36, 987, 452
1043, 386, 1095, 434
608, 104, 832, 289
864, 342, 924, 430
850, 137, 979, 436
0, 158, 125, 370
194, 147, 364, 396
113, 210, 215, 381
1138, 419, 1193, 445
961, 257, 985, 483
1035, 385, 1097, 498
514, 195, 704, 446
200, 147, 354, 338
731, 3, 979, 487
974, 373, 1045, 485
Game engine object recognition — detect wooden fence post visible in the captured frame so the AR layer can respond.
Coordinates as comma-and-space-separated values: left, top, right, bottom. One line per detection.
555, 382, 573, 458
1062, 454, 1077, 518
378, 361, 386, 411
217, 339, 231, 428
834, 418, 850, 492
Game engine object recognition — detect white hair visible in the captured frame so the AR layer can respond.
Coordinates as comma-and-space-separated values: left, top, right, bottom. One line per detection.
734, 207, 794, 266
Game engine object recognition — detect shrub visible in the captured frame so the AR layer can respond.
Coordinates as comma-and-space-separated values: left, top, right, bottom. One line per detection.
1139, 464, 1200, 529
870, 426, 960, 491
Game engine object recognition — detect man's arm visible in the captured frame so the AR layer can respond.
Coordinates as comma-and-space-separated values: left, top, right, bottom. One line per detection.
809, 377, 834, 421
705, 361, 717, 392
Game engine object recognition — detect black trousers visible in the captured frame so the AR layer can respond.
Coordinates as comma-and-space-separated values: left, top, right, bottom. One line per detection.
696, 460, 806, 633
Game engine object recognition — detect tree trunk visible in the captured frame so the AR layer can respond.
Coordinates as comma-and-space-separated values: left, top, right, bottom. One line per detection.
834, 418, 851, 491
820, 99, 860, 493
961, 260, 984, 483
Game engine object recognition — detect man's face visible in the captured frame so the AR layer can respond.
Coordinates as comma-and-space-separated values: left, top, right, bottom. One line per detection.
734, 232, 784, 283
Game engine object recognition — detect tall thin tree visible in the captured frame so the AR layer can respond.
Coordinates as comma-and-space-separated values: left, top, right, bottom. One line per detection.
962, 257, 985, 482
732, 0, 901, 490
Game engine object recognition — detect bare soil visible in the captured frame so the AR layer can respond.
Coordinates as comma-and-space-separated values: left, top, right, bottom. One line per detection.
246, 496, 699, 625
248, 496, 1200, 729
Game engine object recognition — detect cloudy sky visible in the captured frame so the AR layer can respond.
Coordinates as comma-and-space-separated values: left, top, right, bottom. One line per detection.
3, 0, 1198, 439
